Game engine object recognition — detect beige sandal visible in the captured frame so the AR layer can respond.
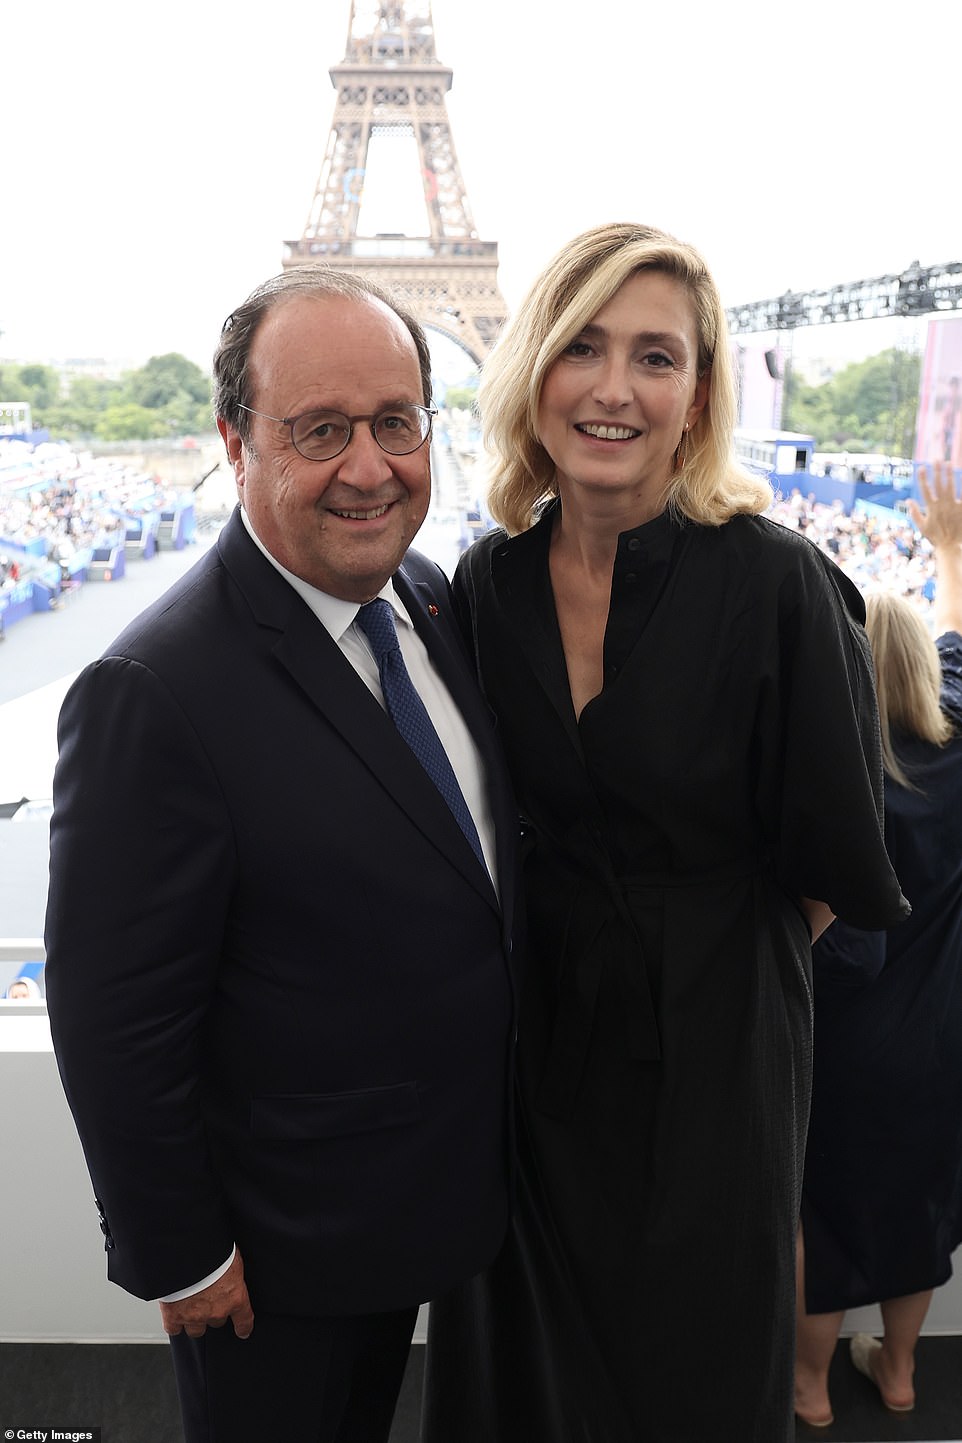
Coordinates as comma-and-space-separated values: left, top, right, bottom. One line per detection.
850, 1333, 915, 1413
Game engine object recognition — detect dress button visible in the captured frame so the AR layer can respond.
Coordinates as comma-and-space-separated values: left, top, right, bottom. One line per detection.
625, 572, 637, 583
627, 538, 641, 552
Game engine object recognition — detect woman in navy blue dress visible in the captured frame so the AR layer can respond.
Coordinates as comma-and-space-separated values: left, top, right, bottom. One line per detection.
796, 461, 962, 1427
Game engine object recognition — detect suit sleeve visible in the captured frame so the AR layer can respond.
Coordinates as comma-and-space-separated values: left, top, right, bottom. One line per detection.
45, 655, 237, 1300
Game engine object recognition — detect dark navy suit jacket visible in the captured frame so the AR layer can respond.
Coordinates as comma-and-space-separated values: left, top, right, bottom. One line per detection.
45, 507, 518, 1315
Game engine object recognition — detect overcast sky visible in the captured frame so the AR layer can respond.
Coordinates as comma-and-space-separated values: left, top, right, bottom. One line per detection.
3, 0, 957, 375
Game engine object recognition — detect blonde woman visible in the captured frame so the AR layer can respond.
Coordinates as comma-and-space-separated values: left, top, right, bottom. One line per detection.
796, 461, 962, 1428
422, 224, 908, 1443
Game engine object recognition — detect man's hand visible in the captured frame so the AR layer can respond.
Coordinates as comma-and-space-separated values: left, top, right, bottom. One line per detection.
159, 1248, 254, 1340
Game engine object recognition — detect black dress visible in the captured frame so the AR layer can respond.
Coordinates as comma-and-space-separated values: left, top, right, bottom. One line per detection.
422, 503, 909, 1443
802, 632, 962, 1314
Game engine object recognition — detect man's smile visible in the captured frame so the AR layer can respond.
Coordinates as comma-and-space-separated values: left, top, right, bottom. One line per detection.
328, 503, 392, 520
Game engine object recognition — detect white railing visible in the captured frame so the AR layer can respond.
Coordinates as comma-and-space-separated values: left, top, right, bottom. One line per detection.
0, 935, 956, 1344
0, 937, 45, 962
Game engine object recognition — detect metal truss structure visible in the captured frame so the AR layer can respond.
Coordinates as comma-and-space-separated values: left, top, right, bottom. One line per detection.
283, 1, 507, 364
727, 259, 962, 335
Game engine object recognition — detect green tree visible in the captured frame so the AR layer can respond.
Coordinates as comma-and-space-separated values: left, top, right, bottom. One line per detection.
2, 352, 214, 441
0, 362, 63, 424
782, 348, 920, 455
43, 375, 124, 439
70, 375, 124, 411
127, 353, 210, 409
96, 403, 165, 441
886, 349, 923, 458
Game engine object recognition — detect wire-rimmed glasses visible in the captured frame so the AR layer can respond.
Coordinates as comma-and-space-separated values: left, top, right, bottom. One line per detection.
237, 402, 437, 461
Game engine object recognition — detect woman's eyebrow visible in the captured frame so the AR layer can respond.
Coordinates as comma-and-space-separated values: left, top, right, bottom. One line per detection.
579, 322, 687, 349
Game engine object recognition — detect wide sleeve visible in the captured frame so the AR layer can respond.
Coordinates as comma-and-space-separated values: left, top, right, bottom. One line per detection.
937, 630, 962, 724
44, 656, 237, 1300
756, 542, 910, 931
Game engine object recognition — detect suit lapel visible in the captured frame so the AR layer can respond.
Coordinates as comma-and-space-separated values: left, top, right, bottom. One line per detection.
218, 513, 500, 913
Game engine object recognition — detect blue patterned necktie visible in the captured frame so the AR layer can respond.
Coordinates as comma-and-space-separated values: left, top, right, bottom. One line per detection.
357, 599, 486, 870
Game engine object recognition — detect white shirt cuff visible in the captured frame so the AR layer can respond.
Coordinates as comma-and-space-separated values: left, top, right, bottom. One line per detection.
157, 1244, 236, 1302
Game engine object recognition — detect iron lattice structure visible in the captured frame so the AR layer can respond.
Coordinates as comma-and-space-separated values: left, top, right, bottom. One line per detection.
283, 1, 506, 364
727, 259, 962, 334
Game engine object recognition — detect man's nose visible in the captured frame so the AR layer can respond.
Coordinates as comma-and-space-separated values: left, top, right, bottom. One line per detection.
334, 422, 395, 485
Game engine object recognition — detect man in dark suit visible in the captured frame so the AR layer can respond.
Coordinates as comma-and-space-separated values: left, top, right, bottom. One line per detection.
44, 268, 517, 1442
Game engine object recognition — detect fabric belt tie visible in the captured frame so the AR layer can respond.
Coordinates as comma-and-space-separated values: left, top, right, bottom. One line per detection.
357, 599, 486, 870
534, 847, 769, 1120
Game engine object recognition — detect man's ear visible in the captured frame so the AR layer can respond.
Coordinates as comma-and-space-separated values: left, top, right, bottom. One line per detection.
217, 417, 246, 495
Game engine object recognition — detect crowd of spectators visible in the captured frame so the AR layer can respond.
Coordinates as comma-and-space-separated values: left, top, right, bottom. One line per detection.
0, 441, 175, 592
768, 488, 937, 614
0, 441, 944, 621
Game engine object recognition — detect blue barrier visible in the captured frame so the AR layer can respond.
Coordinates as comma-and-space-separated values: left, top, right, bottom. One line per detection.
1, 576, 36, 627
0, 535, 46, 559
157, 501, 195, 550
86, 543, 126, 582
778, 475, 858, 513
122, 509, 160, 559
854, 499, 912, 525
31, 564, 63, 612
0, 429, 50, 447
849, 482, 914, 512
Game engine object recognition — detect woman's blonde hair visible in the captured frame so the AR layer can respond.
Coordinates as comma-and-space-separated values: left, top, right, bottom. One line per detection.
480, 222, 771, 535
865, 591, 952, 788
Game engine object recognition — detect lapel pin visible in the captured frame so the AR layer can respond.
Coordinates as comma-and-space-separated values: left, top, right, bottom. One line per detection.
428, 604, 439, 617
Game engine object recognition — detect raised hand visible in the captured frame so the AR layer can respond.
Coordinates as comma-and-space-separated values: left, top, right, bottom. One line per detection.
907, 461, 962, 549
908, 460, 962, 638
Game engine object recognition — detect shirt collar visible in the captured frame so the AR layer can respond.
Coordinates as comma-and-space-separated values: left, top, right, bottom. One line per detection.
239, 504, 412, 644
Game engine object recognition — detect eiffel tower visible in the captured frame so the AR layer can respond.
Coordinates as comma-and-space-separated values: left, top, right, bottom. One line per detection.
283, 1, 507, 365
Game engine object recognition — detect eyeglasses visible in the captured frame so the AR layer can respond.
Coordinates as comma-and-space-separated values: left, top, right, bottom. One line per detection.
237, 402, 437, 462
